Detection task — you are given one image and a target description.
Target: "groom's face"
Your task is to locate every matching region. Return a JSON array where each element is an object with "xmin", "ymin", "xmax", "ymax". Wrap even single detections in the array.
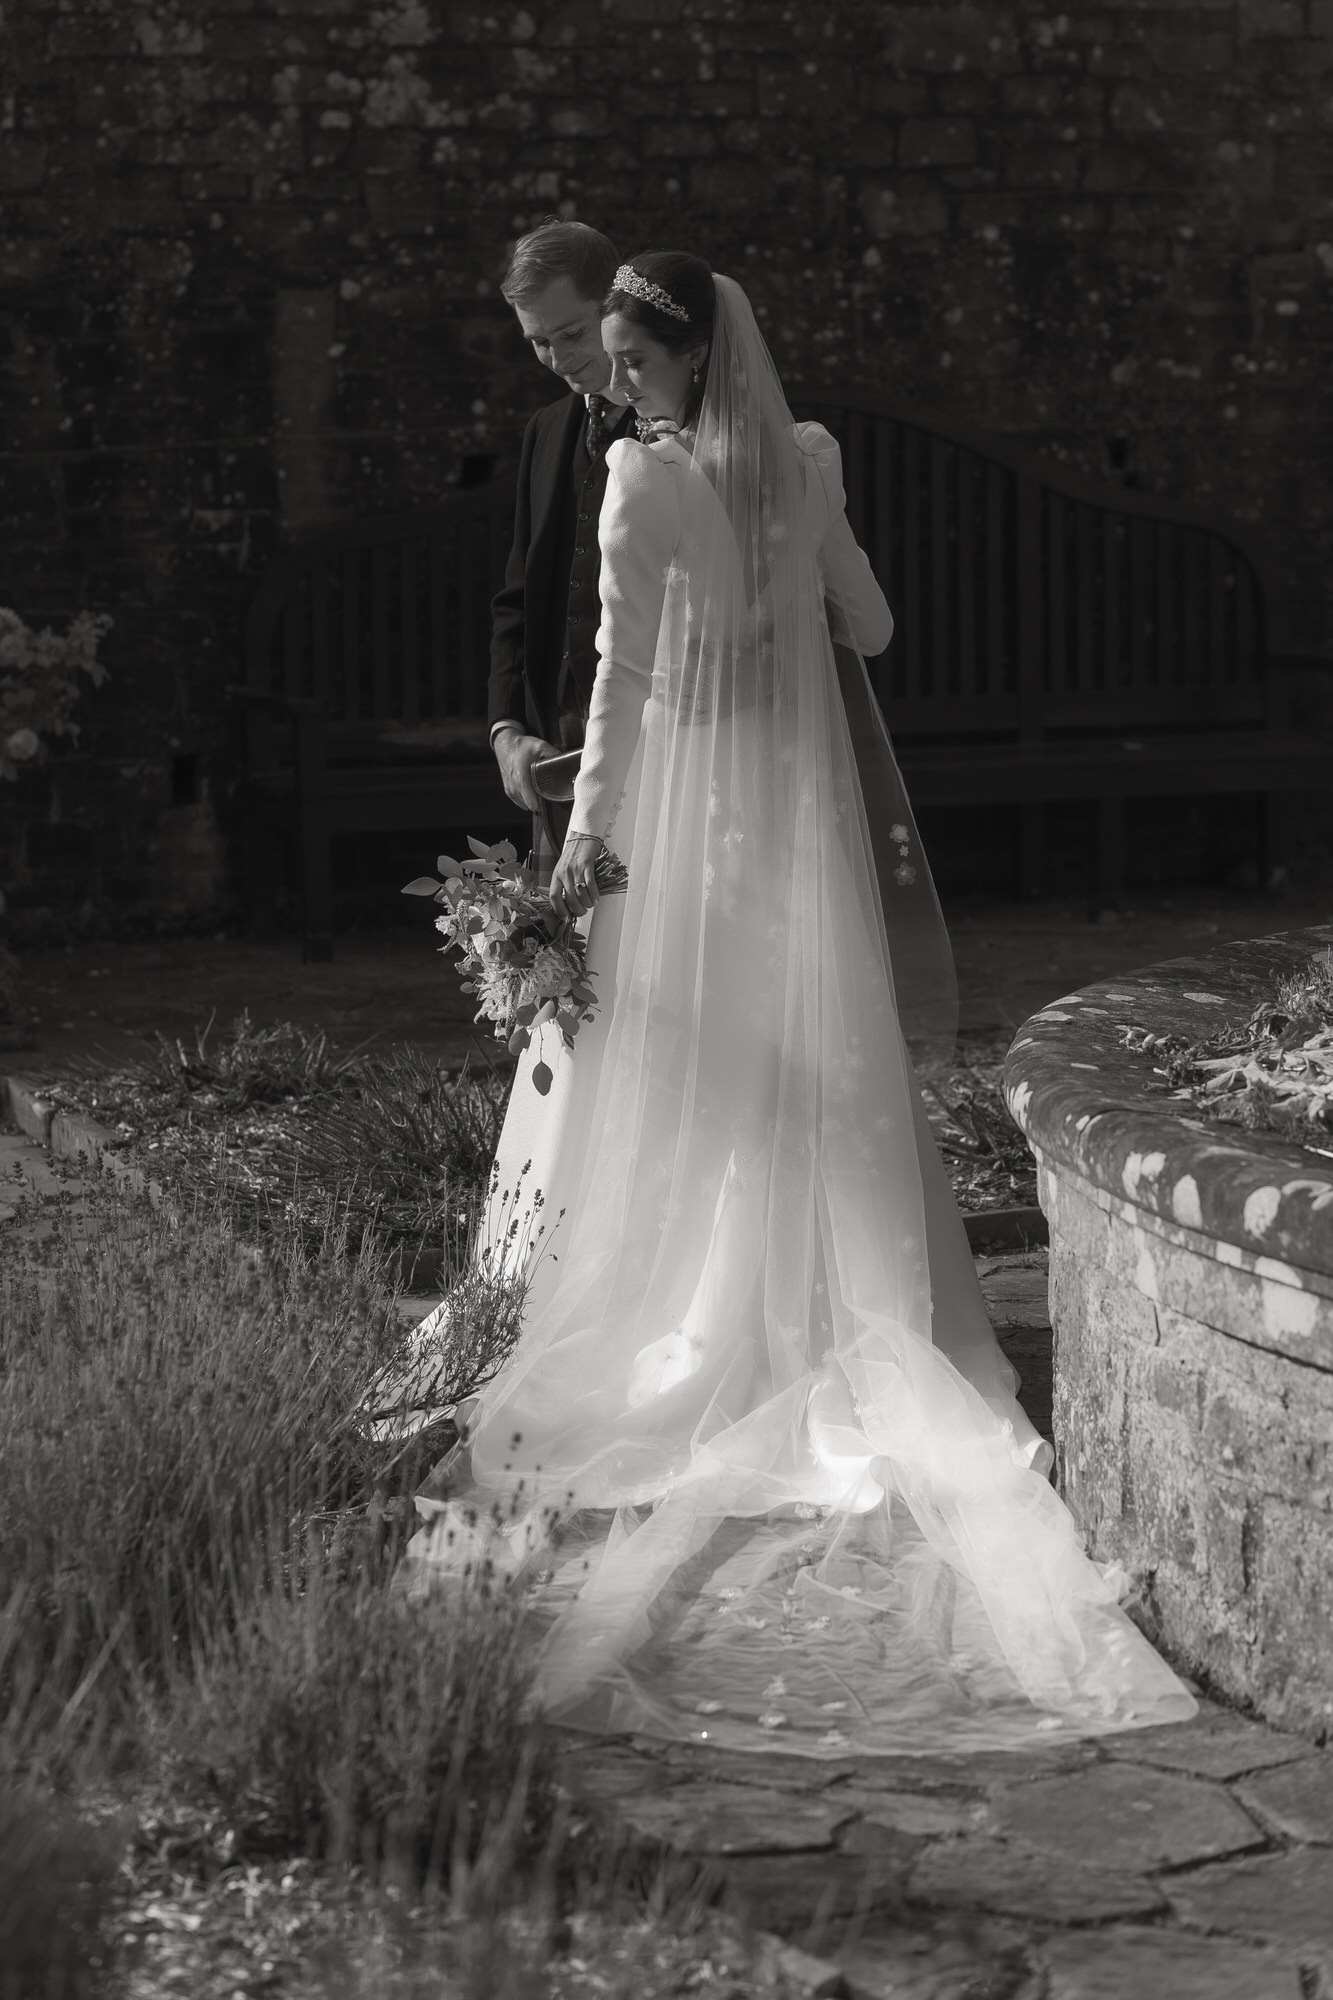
[{"xmin": 514, "ymin": 275, "xmax": 612, "ymax": 396}]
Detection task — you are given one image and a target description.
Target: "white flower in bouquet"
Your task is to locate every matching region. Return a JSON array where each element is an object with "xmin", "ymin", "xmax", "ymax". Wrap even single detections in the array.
[{"xmin": 530, "ymin": 943, "xmax": 576, "ymax": 1002}]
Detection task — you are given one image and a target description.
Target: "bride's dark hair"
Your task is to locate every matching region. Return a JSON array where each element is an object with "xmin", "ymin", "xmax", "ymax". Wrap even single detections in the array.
[
  {"xmin": 603, "ymin": 252, "xmax": 714, "ymax": 350},
  {"xmin": 603, "ymin": 253, "xmax": 715, "ymax": 421}
]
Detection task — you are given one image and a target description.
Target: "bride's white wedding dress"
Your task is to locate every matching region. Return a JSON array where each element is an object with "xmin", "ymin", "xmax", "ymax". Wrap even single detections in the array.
[{"xmin": 406, "ymin": 278, "xmax": 1195, "ymax": 1756}]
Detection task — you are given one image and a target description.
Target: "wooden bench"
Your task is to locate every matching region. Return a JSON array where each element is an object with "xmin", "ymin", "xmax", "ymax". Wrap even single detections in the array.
[
  {"xmin": 231, "ymin": 479, "xmax": 524, "ymax": 959},
  {"xmin": 791, "ymin": 387, "xmax": 1327, "ymax": 903},
  {"xmin": 233, "ymin": 392, "xmax": 1327, "ymax": 956}
]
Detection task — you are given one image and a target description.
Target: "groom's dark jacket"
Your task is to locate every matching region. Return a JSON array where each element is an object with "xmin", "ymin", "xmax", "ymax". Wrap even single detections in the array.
[{"xmin": 488, "ymin": 390, "xmax": 634, "ymax": 749}]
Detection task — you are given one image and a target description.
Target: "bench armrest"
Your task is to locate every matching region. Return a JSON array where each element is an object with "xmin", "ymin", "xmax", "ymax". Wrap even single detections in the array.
[
  {"xmin": 226, "ymin": 686, "xmax": 329, "ymax": 793},
  {"xmin": 225, "ymin": 684, "xmax": 325, "ymax": 716}
]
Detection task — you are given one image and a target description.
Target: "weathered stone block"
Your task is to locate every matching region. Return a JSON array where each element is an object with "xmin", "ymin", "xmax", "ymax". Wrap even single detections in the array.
[
  {"xmin": 1004, "ymin": 142, "xmax": 1080, "ymax": 191},
  {"xmin": 642, "ymin": 119, "xmax": 714, "ymax": 157},
  {"xmin": 46, "ymin": 14, "xmax": 137, "ymax": 54},
  {"xmin": 687, "ymin": 158, "xmax": 766, "ymax": 212},
  {"xmin": 1240, "ymin": 0, "xmax": 1304, "ymax": 33},
  {"xmin": 1166, "ymin": 1847, "xmax": 1333, "ymax": 1959},
  {"xmin": 720, "ymin": 1842, "xmax": 916, "ymax": 1931},
  {"xmin": 1105, "ymin": 1700, "xmax": 1311, "ymax": 1782},
  {"xmin": 1277, "ymin": 38, "xmax": 1333, "ymax": 72},
  {"xmin": 936, "ymin": 76, "xmax": 995, "ymax": 116},
  {"xmin": 858, "ymin": 181, "xmax": 949, "ymax": 239},
  {"xmin": 856, "ymin": 75, "xmax": 928, "ymax": 116},
  {"xmin": 1040, "ymin": 1926, "xmax": 1304, "ymax": 2000},
  {"xmin": 831, "ymin": 1786, "xmax": 988, "ymax": 1837},
  {"xmin": 992, "ymin": 1761, "xmax": 1263, "ymax": 1874},
  {"xmin": 881, "ymin": 6, "xmax": 1021, "ymax": 75},
  {"xmin": 1081, "ymin": 146, "xmax": 1150, "ymax": 192},
  {"xmin": 0, "ymin": 141, "xmax": 49, "ymax": 192},
  {"xmin": 755, "ymin": 60, "xmax": 855, "ymax": 120},
  {"xmin": 909, "ymin": 1835, "xmax": 1164, "ymax": 1924},
  {"xmin": 900, "ymin": 118, "xmax": 978, "ymax": 168},
  {"xmin": 616, "ymin": 1784, "xmax": 855, "ymax": 1856},
  {"xmin": 1237, "ymin": 1755, "xmax": 1333, "ymax": 1843}
]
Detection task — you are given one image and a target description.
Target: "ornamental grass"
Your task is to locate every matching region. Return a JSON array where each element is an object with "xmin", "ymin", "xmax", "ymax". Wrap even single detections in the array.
[
  {"xmin": 0, "ymin": 1190, "xmax": 404, "ymax": 1737},
  {"xmin": 163, "ymin": 1544, "xmax": 553, "ymax": 1894}
]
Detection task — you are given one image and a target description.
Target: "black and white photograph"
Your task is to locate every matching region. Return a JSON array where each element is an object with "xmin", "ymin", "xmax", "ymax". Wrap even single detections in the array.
[{"xmin": 2, "ymin": 2, "xmax": 1332, "ymax": 1994}]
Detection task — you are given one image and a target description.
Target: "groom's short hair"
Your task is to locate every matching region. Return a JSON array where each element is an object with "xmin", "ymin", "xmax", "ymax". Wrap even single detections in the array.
[{"xmin": 501, "ymin": 220, "xmax": 618, "ymax": 309}]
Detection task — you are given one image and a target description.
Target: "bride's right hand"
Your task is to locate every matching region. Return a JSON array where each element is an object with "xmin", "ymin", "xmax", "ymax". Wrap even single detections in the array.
[{"xmin": 551, "ymin": 833, "xmax": 604, "ymax": 922}]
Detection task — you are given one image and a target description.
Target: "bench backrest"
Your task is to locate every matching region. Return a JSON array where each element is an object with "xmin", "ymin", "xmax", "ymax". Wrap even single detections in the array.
[
  {"xmin": 242, "ymin": 479, "xmax": 515, "ymax": 754},
  {"xmin": 791, "ymin": 389, "xmax": 1272, "ymax": 739},
  {"xmin": 244, "ymin": 396, "xmax": 1276, "ymax": 754}
]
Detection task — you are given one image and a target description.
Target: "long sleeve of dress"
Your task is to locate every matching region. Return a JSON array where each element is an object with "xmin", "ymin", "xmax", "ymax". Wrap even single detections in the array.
[
  {"xmin": 795, "ymin": 422, "xmax": 894, "ymax": 657},
  {"xmin": 569, "ymin": 438, "xmax": 680, "ymax": 840}
]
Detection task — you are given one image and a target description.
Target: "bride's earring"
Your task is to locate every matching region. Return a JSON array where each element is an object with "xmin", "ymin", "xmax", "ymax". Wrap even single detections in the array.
[{"xmin": 692, "ymin": 364, "xmax": 702, "ymax": 383}]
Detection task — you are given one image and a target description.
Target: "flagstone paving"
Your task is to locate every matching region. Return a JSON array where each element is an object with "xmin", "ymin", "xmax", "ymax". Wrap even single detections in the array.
[
  {"xmin": 548, "ymin": 1249, "xmax": 1331, "ymax": 2000},
  {"xmin": 555, "ymin": 1695, "xmax": 1329, "ymax": 1997}
]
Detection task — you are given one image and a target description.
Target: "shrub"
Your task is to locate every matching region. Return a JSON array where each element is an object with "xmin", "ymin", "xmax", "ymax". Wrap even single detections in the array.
[
  {"xmin": 0, "ymin": 605, "xmax": 110, "ymax": 785},
  {"xmin": 272, "ymin": 1046, "xmax": 510, "ymax": 1281},
  {"xmin": 0, "ymin": 1188, "xmax": 407, "ymax": 1730},
  {"xmin": 170, "ymin": 1548, "xmax": 552, "ymax": 1894}
]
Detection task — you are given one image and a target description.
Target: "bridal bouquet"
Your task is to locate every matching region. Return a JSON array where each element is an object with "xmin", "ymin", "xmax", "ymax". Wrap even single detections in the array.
[{"xmin": 404, "ymin": 837, "xmax": 626, "ymax": 1094}]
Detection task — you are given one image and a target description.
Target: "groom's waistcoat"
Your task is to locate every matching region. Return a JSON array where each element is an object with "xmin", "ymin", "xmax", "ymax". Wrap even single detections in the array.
[{"xmin": 555, "ymin": 427, "xmax": 618, "ymax": 746}]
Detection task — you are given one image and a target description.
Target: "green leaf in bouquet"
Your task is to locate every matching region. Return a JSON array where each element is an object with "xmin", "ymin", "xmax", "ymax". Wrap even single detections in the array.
[
  {"xmin": 508, "ymin": 1026, "xmax": 530, "ymax": 1056},
  {"xmin": 437, "ymin": 854, "xmax": 463, "ymax": 878},
  {"xmin": 402, "ymin": 876, "xmax": 442, "ymax": 896},
  {"xmin": 533, "ymin": 999, "xmax": 558, "ymax": 1027},
  {"xmin": 532, "ymin": 1061, "xmax": 553, "ymax": 1095},
  {"xmin": 468, "ymin": 835, "xmax": 518, "ymax": 865}
]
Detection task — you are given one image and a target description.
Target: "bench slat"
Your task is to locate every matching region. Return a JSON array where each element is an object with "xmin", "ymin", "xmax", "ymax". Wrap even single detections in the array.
[{"xmin": 237, "ymin": 409, "xmax": 1308, "ymax": 950}]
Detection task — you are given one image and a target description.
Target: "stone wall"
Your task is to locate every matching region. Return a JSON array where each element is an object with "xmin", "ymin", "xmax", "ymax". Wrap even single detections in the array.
[
  {"xmin": 1047, "ymin": 1158, "xmax": 1333, "ymax": 1738},
  {"xmin": 3, "ymin": 0, "xmax": 1332, "ymax": 930},
  {"xmin": 1005, "ymin": 926, "xmax": 1333, "ymax": 1738}
]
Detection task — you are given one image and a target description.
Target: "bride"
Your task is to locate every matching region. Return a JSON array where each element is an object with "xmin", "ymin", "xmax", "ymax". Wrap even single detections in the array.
[{"xmin": 407, "ymin": 253, "xmax": 1196, "ymax": 1756}]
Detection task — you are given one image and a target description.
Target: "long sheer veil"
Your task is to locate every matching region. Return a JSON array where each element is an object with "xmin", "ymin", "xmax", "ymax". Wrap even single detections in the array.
[{"xmin": 409, "ymin": 275, "xmax": 1195, "ymax": 1754}]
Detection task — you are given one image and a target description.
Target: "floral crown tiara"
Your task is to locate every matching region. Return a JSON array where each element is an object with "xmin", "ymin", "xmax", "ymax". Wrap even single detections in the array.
[{"xmin": 611, "ymin": 263, "xmax": 692, "ymax": 324}]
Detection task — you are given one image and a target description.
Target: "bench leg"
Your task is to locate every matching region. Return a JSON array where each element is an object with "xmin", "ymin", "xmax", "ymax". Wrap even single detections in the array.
[
  {"xmin": 1094, "ymin": 796, "xmax": 1126, "ymax": 914},
  {"xmin": 1259, "ymin": 791, "xmax": 1290, "ymax": 893},
  {"xmin": 242, "ymin": 813, "xmax": 284, "ymax": 943},
  {"xmin": 1018, "ymin": 802, "xmax": 1045, "ymax": 900},
  {"xmin": 299, "ymin": 803, "xmax": 334, "ymax": 962}
]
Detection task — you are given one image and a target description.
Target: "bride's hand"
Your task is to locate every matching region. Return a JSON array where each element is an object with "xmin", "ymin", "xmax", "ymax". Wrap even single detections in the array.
[{"xmin": 550, "ymin": 832, "xmax": 604, "ymax": 922}]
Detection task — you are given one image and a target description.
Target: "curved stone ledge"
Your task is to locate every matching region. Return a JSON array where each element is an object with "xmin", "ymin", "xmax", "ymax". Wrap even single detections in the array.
[{"xmin": 1002, "ymin": 925, "xmax": 1333, "ymax": 1738}]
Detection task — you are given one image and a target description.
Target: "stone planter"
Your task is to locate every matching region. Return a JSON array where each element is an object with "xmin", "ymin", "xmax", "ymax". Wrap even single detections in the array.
[{"xmin": 1002, "ymin": 924, "xmax": 1333, "ymax": 1740}]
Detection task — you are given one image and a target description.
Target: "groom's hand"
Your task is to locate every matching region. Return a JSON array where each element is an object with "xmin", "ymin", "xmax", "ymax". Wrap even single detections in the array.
[{"xmin": 494, "ymin": 728, "xmax": 557, "ymax": 813}]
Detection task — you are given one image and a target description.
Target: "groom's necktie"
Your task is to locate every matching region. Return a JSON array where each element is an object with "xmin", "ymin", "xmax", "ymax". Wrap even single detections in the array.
[{"xmin": 585, "ymin": 394, "xmax": 612, "ymax": 459}]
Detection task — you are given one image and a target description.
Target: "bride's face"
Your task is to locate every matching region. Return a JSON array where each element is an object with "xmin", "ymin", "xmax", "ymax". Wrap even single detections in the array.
[{"xmin": 602, "ymin": 312, "xmax": 705, "ymax": 425}]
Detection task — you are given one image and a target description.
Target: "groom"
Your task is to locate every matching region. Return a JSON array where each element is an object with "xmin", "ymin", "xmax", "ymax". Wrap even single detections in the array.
[{"xmin": 488, "ymin": 220, "xmax": 636, "ymax": 857}]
